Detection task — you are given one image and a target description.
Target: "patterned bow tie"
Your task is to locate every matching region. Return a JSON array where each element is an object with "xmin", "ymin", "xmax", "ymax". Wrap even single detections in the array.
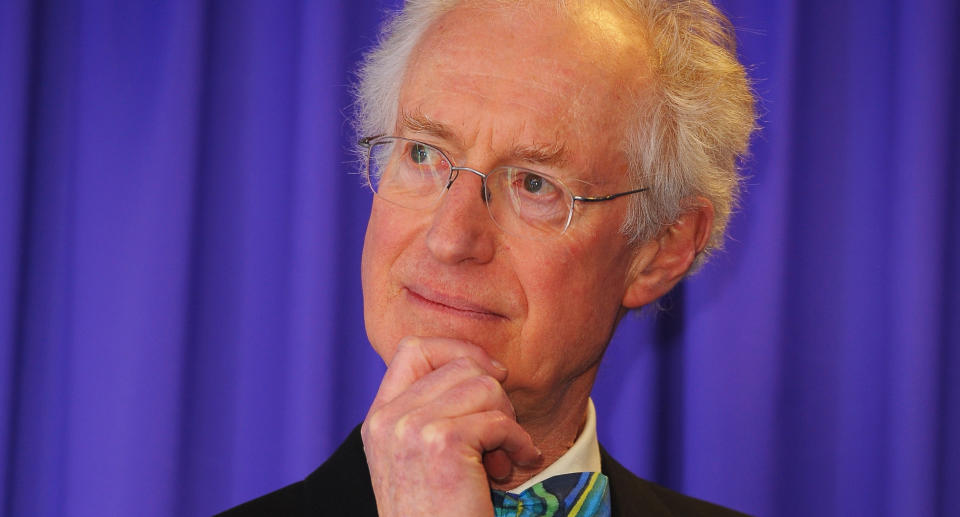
[{"xmin": 490, "ymin": 472, "xmax": 611, "ymax": 517}]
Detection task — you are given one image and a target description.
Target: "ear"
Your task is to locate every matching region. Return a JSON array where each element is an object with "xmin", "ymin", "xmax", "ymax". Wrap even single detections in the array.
[{"xmin": 621, "ymin": 198, "xmax": 715, "ymax": 309}]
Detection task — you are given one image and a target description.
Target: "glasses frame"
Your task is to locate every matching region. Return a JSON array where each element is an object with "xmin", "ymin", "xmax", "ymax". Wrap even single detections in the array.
[{"xmin": 358, "ymin": 135, "xmax": 649, "ymax": 237}]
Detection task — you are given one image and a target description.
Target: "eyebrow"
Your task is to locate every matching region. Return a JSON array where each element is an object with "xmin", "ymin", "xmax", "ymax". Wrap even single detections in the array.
[
  {"xmin": 397, "ymin": 110, "xmax": 570, "ymax": 169},
  {"xmin": 398, "ymin": 110, "xmax": 454, "ymax": 140},
  {"xmin": 512, "ymin": 140, "xmax": 568, "ymax": 168}
]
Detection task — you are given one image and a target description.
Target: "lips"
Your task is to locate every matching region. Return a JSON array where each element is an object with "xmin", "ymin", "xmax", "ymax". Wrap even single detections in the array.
[{"xmin": 404, "ymin": 285, "xmax": 506, "ymax": 320}]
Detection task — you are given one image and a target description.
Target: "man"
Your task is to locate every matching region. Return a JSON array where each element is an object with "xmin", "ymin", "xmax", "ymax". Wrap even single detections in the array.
[{"xmin": 221, "ymin": 0, "xmax": 754, "ymax": 515}]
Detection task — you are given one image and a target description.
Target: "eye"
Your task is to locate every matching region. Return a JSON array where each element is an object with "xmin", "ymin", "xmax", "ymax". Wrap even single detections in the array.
[
  {"xmin": 410, "ymin": 143, "xmax": 432, "ymax": 164},
  {"xmin": 523, "ymin": 174, "xmax": 544, "ymax": 193},
  {"xmin": 515, "ymin": 171, "xmax": 559, "ymax": 197}
]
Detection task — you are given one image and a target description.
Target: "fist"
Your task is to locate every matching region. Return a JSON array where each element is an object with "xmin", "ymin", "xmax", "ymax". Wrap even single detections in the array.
[{"xmin": 361, "ymin": 336, "xmax": 542, "ymax": 517}]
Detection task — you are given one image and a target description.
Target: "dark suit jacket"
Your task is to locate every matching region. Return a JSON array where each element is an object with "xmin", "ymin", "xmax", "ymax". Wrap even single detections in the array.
[{"xmin": 216, "ymin": 425, "xmax": 750, "ymax": 516}]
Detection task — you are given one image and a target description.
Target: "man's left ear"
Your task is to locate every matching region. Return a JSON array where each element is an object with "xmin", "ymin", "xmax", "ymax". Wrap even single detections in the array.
[{"xmin": 621, "ymin": 197, "xmax": 715, "ymax": 309}]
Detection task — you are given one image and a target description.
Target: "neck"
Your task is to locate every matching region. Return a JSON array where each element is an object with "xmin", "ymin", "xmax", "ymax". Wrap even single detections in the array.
[{"xmin": 490, "ymin": 374, "xmax": 596, "ymax": 490}]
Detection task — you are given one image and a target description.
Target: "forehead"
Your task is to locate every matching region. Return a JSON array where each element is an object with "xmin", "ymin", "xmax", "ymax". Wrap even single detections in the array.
[{"xmin": 397, "ymin": 1, "xmax": 650, "ymax": 178}]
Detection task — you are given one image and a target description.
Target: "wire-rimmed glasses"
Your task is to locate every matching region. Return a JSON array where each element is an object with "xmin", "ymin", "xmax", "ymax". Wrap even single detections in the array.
[{"xmin": 359, "ymin": 136, "xmax": 648, "ymax": 240}]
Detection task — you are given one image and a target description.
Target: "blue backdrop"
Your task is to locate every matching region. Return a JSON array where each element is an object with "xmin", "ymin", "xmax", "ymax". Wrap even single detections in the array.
[{"xmin": 1, "ymin": 1, "xmax": 957, "ymax": 516}]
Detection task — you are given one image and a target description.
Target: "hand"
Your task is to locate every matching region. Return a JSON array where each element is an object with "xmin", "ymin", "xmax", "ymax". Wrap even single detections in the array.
[{"xmin": 361, "ymin": 336, "xmax": 542, "ymax": 517}]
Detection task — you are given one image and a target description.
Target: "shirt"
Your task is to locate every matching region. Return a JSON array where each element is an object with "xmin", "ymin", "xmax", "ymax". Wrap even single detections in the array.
[{"xmin": 509, "ymin": 398, "xmax": 602, "ymax": 494}]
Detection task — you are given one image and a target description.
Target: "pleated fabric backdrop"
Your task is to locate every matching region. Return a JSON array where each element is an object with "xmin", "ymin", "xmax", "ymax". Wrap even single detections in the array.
[{"xmin": 0, "ymin": 1, "xmax": 957, "ymax": 516}]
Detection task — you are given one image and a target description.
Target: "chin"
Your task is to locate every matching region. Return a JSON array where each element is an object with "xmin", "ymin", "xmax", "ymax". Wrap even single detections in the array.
[{"xmin": 369, "ymin": 320, "xmax": 511, "ymax": 365}]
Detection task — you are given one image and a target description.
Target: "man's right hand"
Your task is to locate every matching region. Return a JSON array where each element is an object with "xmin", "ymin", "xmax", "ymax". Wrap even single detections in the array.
[{"xmin": 361, "ymin": 336, "xmax": 542, "ymax": 517}]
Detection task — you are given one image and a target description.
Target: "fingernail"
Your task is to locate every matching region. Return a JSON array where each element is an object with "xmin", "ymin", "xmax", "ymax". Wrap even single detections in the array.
[
  {"xmin": 491, "ymin": 359, "xmax": 507, "ymax": 372},
  {"xmin": 519, "ymin": 449, "xmax": 542, "ymax": 466}
]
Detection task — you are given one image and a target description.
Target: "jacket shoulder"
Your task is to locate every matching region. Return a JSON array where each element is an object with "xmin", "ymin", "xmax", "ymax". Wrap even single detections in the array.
[
  {"xmin": 214, "ymin": 425, "xmax": 378, "ymax": 516},
  {"xmin": 600, "ymin": 445, "xmax": 752, "ymax": 517},
  {"xmin": 213, "ymin": 482, "xmax": 304, "ymax": 516}
]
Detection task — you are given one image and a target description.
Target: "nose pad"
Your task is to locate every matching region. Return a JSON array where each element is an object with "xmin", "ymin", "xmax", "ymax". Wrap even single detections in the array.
[
  {"xmin": 445, "ymin": 169, "xmax": 460, "ymax": 191},
  {"xmin": 447, "ymin": 167, "xmax": 490, "ymax": 204}
]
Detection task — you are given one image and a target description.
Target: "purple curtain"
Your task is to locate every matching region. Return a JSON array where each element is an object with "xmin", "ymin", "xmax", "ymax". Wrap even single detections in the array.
[{"xmin": 1, "ymin": 1, "xmax": 957, "ymax": 516}]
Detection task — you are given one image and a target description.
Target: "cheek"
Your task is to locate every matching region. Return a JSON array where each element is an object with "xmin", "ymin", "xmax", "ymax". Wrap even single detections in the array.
[
  {"xmin": 523, "ymin": 263, "xmax": 618, "ymax": 333},
  {"xmin": 518, "ymin": 236, "xmax": 610, "ymax": 303},
  {"xmin": 360, "ymin": 209, "xmax": 389, "ymax": 299},
  {"xmin": 516, "ymin": 239, "xmax": 630, "ymax": 357},
  {"xmin": 361, "ymin": 204, "xmax": 416, "ymax": 362},
  {"xmin": 362, "ymin": 202, "xmax": 415, "ymax": 277}
]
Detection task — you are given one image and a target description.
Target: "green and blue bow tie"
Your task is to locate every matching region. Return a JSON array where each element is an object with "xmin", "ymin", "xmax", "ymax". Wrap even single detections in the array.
[{"xmin": 490, "ymin": 472, "xmax": 611, "ymax": 517}]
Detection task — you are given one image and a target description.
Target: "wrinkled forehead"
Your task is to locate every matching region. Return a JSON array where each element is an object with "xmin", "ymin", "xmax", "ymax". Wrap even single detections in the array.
[
  {"xmin": 397, "ymin": 0, "xmax": 651, "ymax": 174},
  {"xmin": 407, "ymin": 0, "xmax": 649, "ymax": 92}
]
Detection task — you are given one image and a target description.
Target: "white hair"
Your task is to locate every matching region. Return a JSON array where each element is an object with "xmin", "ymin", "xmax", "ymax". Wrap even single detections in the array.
[{"xmin": 353, "ymin": 0, "xmax": 756, "ymax": 265}]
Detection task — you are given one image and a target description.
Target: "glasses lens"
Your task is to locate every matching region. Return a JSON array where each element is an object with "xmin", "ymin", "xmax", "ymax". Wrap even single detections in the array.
[
  {"xmin": 366, "ymin": 138, "xmax": 451, "ymax": 209},
  {"xmin": 486, "ymin": 168, "xmax": 573, "ymax": 237}
]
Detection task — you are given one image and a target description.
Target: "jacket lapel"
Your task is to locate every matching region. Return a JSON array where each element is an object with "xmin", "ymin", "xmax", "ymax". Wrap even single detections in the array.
[{"xmin": 600, "ymin": 445, "xmax": 674, "ymax": 517}]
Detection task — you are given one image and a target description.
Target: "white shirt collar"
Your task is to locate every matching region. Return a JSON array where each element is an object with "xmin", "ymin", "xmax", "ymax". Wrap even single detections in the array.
[{"xmin": 509, "ymin": 398, "xmax": 602, "ymax": 494}]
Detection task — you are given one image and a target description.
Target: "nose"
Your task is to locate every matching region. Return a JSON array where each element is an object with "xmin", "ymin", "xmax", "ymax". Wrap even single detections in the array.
[{"xmin": 424, "ymin": 169, "xmax": 496, "ymax": 265}]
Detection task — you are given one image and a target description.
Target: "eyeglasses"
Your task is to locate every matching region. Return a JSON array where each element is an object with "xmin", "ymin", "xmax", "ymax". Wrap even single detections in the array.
[{"xmin": 358, "ymin": 136, "xmax": 648, "ymax": 239}]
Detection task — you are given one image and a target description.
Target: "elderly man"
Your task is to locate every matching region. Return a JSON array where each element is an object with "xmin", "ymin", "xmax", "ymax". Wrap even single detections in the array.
[{"xmin": 221, "ymin": 0, "xmax": 754, "ymax": 515}]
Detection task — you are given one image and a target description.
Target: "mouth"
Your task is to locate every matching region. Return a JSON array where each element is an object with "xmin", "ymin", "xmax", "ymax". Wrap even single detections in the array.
[{"xmin": 404, "ymin": 285, "xmax": 506, "ymax": 321}]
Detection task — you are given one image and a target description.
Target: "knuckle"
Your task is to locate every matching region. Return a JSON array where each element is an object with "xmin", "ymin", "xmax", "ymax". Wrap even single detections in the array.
[
  {"xmin": 396, "ymin": 336, "xmax": 421, "ymax": 353},
  {"xmin": 457, "ymin": 375, "xmax": 505, "ymax": 407},
  {"xmin": 449, "ymin": 356, "xmax": 481, "ymax": 375},
  {"xmin": 392, "ymin": 411, "xmax": 435, "ymax": 444},
  {"xmin": 420, "ymin": 420, "xmax": 459, "ymax": 454},
  {"xmin": 484, "ymin": 409, "xmax": 511, "ymax": 426},
  {"xmin": 472, "ymin": 374, "xmax": 501, "ymax": 392},
  {"xmin": 418, "ymin": 421, "xmax": 443, "ymax": 445},
  {"xmin": 393, "ymin": 413, "xmax": 419, "ymax": 442},
  {"xmin": 363, "ymin": 411, "xmax": 388, "ymax": 437}
]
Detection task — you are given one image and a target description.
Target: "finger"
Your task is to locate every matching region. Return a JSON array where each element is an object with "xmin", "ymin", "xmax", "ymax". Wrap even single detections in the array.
[
  {"xmin": 456, "ymin": 411, "xmax": 542, "ymax": 467},
  {"xmin": 382, "ymin": 358, "xmax": 517, "ymax": 422},
  {"xmin": 483, "ymin": 450, "xmax": 513, "ymax": 481},
  {"xmin": 393, "ymin": 369, "xmax": 516, "ymax": 433},
  {"xmin": 371, "ymin": 336, "xmax": 507, "ymax": 410}
]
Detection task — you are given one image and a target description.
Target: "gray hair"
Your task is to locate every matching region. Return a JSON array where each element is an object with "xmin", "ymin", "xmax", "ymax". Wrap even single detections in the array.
[{"xmin": 354, "ymin": 0, "xmax": 756, "ymax": 265}]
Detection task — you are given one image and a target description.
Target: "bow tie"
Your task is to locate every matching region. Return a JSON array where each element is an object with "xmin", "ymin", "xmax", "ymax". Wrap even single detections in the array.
[{"xmin": 490, "ymin": 472, "xmax": 611, "ymax": 517}]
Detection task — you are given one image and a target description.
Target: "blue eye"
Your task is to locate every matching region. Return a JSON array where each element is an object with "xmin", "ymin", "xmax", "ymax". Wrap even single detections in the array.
[
  {"xmin": 410, "ymin": 144, "xmax": 431, "ymax": 164},
  {"xmin": 524, "ymin": 174, "xmax": 544, "ymax": 193}
]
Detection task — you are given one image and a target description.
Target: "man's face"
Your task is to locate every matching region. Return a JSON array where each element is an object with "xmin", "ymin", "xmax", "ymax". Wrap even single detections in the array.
[{"xmin": 361, "ymin": 2, "xmax": 650, "ymax": 420}]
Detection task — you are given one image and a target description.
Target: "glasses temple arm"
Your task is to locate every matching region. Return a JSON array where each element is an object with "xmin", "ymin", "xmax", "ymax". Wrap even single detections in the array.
[
  {"xmin": 573, "ymin": 187, "xmax": 649, "ymax": 203},
  {"xmin": 358, "ymin": 135, "xmax": 386, "ymax": 148}
]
